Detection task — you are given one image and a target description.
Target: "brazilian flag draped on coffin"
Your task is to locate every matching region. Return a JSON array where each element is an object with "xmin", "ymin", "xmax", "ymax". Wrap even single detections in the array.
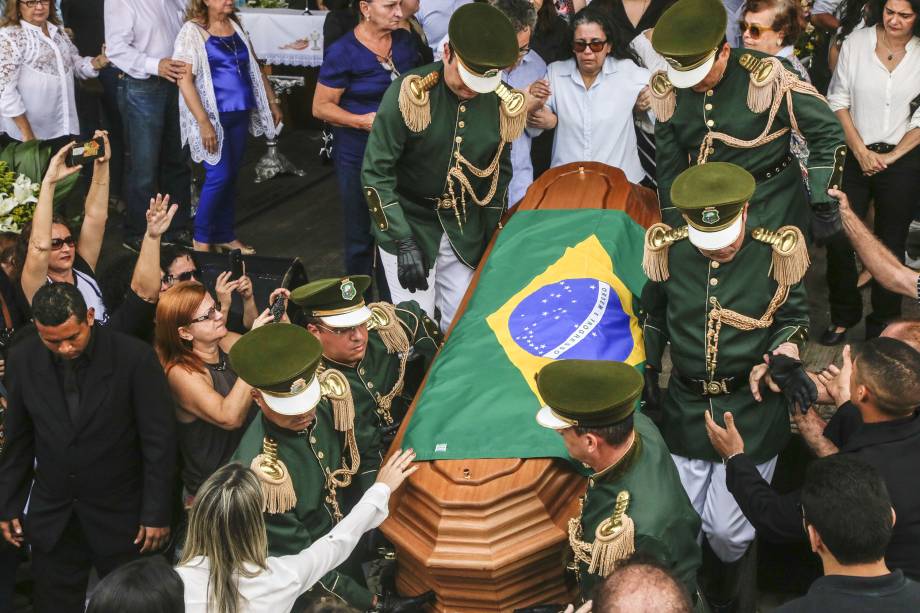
[{"xmin": 403, "ymin": 208, "xmax": 650, "ymax": 461}]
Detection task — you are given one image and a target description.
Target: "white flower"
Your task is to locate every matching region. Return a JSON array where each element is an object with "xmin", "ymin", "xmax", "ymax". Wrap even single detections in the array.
[
  {"xmin": 11, "ymin": 174, "xmax": 37, "ymax": 205},
  {"xmin": 0, "ymin": 194, "xmax": 16, "ymax": 217},
  {"xmin": 0, "ymin": 217, "xmax": 20, "ymax": 234}
]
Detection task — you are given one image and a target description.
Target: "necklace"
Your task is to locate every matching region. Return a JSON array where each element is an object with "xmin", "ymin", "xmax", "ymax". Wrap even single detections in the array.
[
  {"xmin": 879, "ymin": 28, "xmax": 906, "ymax": 61},
  {"xmin": 208, "ymin": 21, "xmax": 243, "ymax": 75}
]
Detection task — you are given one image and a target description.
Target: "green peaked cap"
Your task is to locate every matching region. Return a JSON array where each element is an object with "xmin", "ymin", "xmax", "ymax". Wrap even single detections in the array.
[
  {"xmin": 671, "ymin": 162, "xmax": 755, "ymax": 231},
  {"xmin": 448, "ymin": 2, "xmax": 519, "ymax": 76},
  {"xmin": 536, "ymin": 360, "xmax": 643, "ymax": 427},
  {"xmin": 229, "ymin": 323, "xmax": 322, "ymax": 394},
  {"xmin": 290, "ymin": 276, "xmax": 371, "ymax": 317},
  {"xmin": 652, "ymin": 0, "xmax": 727, "ymax": 67}
]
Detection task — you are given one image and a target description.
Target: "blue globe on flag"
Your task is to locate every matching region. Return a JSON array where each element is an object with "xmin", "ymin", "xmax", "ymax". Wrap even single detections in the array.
[{"xmin": 508, "ymin": 278, "xmax": 634, "ymax": 361}]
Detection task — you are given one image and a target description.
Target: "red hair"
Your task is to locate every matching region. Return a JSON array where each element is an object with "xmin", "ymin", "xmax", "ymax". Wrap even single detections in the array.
[{"xmin": 155, "ymin": 281, "xmax": 208, "ymax": 375}]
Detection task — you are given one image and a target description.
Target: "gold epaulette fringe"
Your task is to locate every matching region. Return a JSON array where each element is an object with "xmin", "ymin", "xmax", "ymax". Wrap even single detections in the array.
[
  {"xmin": 367, "ymin": 302, "xmax": 411, "ymax": 354},
  {"xmin": 739, "ymin": 54, "xmax": 783, "ymax": 114},
  {"xmin": 494, "ymin": 82, "xmax": 527, "ymax": 142},
  {"xmin": 398, "ymin": 72, "xmax": 439, "ymax": 132},
  {"xmin": 649, "ymin": 71, "xmax": 675, "ymax": 122},
  {"xmin": 752, "ymin": 226, "xmax": 811, "ymax": 286},
  {"xmin": 642, "ymin": 223, "xmax": 688, "ymax": 282},
  {"xmin": 251, "ymin": 436, "xmax": 296, "ymax": 514},
  {"xmin": 588, "ymin": 491, "xmax": 636, "ymax": 577},
  {"xmin": 319, "ymin": 368, "xmax": 355, "ymax": 432}
]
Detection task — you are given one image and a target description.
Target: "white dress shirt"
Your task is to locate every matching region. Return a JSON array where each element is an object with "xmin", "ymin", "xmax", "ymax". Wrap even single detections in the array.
[
  {"xmin": 104, "ymin": 0, "xmax": 186, "ymax": 79},
  {"xmin": 828, "ymin": 26, "xmax": 920, "ymax": 146},
  {"xmin": 416, "ymin": 0, "xmax": 471, "ymax": 55},
  {"xmin": 543, "ymin": 57, "xmax": 650, "ymax": 182},
  {"xmin": 0, "ymin": 21, "xmax": 97, "ymax": 140},
  {"xmin": 177, "ymin": 483, "xmax": 391, "ymax": 613}
]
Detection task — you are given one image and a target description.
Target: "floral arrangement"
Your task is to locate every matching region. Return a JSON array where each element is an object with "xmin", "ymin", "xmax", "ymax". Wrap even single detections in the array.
[
  {"xmin": 0, "ymin": 160, "xmax": 39, "ymax": 235},
  {"xmin": 247, "ymin": 0, "xmax": 289, "ymax": 8}
]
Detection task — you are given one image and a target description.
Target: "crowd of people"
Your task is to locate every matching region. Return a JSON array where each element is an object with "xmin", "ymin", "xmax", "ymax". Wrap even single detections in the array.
[{"xmin": 0, "ymin": 0, "xmax": 918, "ymax": 612}]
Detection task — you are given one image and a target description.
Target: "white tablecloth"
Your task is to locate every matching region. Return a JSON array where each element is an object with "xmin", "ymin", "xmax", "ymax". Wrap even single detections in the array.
[{"xmin": 240, "ymin": 8, "xmax": 326, "ymax": 67}]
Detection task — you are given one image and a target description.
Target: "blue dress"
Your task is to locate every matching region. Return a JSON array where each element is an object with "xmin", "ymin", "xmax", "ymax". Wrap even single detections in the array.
[{"xmin": 195, "ymin": 31, "xmax": 256, "ymax": 244}]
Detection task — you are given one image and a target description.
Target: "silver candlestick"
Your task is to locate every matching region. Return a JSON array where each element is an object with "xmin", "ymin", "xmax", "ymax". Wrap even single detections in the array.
[{"xmin": 254, "ymin": 75, "xmax": 307, "ymax": 183}]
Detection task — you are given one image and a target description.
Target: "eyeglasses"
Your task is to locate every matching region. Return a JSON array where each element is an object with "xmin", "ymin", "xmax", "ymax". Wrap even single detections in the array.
[
  {"xmin": 188, "ymin": 302, "xmax": 221, "ymax": 324},
  {"xmin": 163, "ymin": 269, "xmax": 201, "ymax": 286},
  {"xmin": 18, "ymin": 0, "xmax": 51, "ymax": 7},
  {"xmin": 738, "ymin": 21, "xmax": 775, "ymax": 39},
  {"xmin": 316, "ymin": 323, "xmax": 365, "ymax": 336},
  {"xmin": 50, "ymin": 236, "xmax": 76, "ymax": 250},
  {"xmin": 572, "ymin": 39, "xmax": 607, "ymax": 53}
]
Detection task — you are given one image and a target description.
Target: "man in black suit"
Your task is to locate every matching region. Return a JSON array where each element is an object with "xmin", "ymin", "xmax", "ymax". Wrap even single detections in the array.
[
  {"xmin": 0, "ymin": 283, "xmax": 176, "ymax": 612},
  {"xmin": 705, "ymin": 336, "xmax": 920, "ymax": 581}
]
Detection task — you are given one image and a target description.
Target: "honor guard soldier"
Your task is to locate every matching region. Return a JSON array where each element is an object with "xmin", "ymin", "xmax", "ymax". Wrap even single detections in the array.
[
  {"xmin": 535, "ymin": 360, "xmax": 702, "ymax": 607},
  {"xmin": 641, "ymin": 163, "xmax": 812, "ymax": 612},
  {"xmin": 362, "ymin": 3, "xmax": 526, "ymax": 333},
  {"xmin": 229, "ymin": 324, "xmax": 431, "ymax": 612},
  {"xmin": 650, "ymin": 0, "xmax": 846, "ymax": 240},
  {"xmin": 291, "ymin": 275, "xmax": 442, "ymax": 496}
]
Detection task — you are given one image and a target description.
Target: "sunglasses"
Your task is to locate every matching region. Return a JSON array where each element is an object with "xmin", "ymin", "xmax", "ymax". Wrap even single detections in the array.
[
  {"xmin": 163, "ymin": 269, "xmax": 201, "ymax": 286},
  {"xmin": 51, "ymin": 236, "xmax": 76, "ymax": 250},
  {"xmin": 738, "ymin": 21, "xmax": 775, "ymax": 39},
  {"xmin": 188, "ymin": 301, "xmax": 221, "ymax": 324},
  {"xmin": 18, "ymin": 0, "xmax": 51, "ymax": 6},
  {"xmin": 316, "ymin": 323, "xmax": 365, "ymax": 336},
  {"xmin": 573, "ymin": 39, "xmax": 607, "ymax": 53}
]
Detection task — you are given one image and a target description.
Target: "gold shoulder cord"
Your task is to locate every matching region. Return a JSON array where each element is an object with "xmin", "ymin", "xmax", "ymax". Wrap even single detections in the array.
[
  {"xmin": 698, "ymin": 55, "xmax": 827, "ymax": 165},
  {"xmin": 568, "ymin": 491, "xmax": 636, "ymax": 578},
  {"xmin": 319, "ymin": 368, "xmax": 361, "ymax": 522},
  {"xmin": 251, "ymin": 436, "xmax": 297, "ymax": 514},
  {"xmin": 367, "ymin": 302, "xmax": 412, "ymax": 426}
]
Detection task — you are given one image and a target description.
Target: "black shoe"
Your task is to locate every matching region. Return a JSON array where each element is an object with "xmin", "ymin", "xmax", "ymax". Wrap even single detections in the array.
[
  {"xmin": 163, "ymin": 229, "xmax": 193, "ymax": 249},
  {"xmin": 121, "ymin": 236, "xmax": 143, "ymax": 253},
  {"xmin": 819, "ymin": 326, "xmax": 847, "ymax": 346},
  {"xmin": 375, "ymin": 589, "xmax": 435, "ymax": 613}
]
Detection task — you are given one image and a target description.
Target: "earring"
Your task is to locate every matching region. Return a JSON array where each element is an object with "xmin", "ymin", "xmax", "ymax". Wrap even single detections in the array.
[{"xmin": 776, "ymin": 40, "xmax": 782, "ymax": 47}]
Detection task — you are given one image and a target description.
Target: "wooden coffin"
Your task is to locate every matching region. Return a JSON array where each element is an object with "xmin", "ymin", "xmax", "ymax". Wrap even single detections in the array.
[{"xmin": 382, "ymin": 163, "xmax": 660, "ymax": 612}]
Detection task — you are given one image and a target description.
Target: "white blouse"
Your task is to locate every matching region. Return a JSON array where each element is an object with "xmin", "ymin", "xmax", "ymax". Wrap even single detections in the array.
[
  {"xmin": 177, "ymin": 482, "xmax": 391, "ymax": 613},
  {"xmin": 0, "ymin": 21, "xmax": 98, "ymax": 141},
  {"xmin": 828, "ymin": 26, "xmax": 920, "ymax": 146},
  {"xmin": 173, "ymin": 20, "xmax": 277, "ymax": 165}
]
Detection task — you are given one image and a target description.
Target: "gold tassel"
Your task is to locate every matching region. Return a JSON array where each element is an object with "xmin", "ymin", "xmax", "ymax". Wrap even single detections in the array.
[
  {"xmin": 367, "ymin": 302, "xmax": 410, "ymax": 354},
  {"xmin": 495, "ymin": 82, "xmax": 527, "ymax": 142},
  {"xmin": 744, "ymin": 56, "xmax": 781, "ymax": 114},
  {"xmin": 398, "ymin": 72, "xmax": 439, "ymax": 133},
  {"xmin": 319, "ymin": 369, "xmax": 355, "ymax": 432},
  {"xmin": 642, "ymin": 223, "xmax": 687, "ymax": 282},
  {"xmin": 587, "ymin": 491, "xmax": 636, "ymax": 577},
  {"xmin": 251, "ymin": 437, "xmax": 296, "ymax": 514},
  {"xmin": 752, "ymin": 226, "xmax": 811, "ymax": 286},
  {"xmin": 649, "ymin": 71, "xmax": 675, "ymax": 123}
]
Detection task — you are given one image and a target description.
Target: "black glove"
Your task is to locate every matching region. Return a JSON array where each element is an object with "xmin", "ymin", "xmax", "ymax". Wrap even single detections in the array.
[
  {"xmin": 641, "ymin": 366, "xmax": 663, "ymax": 426},
  {"xmin": 767, "ymin": 354, "xmax": 817, "ymax": 415},
  {"xmin": 375, "ymin": 589, "xmax": 436, "ymax": 613},
  {"xmin": 395, "ymin": 237, "xmax": 429, "ymax": 293},
  {"xmin": 810, "ymin": 200, "xmax": 843, "ymax": 243},
  {"xmin": 513, "ymin": 605, "xmax": 565, "ymax": 613}
]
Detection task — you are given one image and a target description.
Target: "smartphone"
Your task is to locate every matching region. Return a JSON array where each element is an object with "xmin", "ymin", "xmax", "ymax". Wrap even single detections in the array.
[
  {"xmin": 228, "ymin": 249, "xmax": 244, "ymax": 281},
  {"xmin": 67, "ymin": 137, "xmax": 105, "ymax": 166}
]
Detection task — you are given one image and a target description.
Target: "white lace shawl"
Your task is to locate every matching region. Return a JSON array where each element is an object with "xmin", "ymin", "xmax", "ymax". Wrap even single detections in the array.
[{"xmin": 173, "ymin": 21, "xmax": 277, "ymax": 165}]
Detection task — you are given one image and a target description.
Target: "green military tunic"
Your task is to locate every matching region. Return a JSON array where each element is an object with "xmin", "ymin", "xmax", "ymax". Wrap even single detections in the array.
[
  {"xmin": 655, "ymin": 48, "xmax": 845, "ymax": 232},
  {"xmin": 573, "ymin": 413, "xmax": 702, "ymax": 600},
  {"xmin": 362, "ymin": 61, "xmax": 512, "ymax": 271},
  {"xmin": 323, "ymin": 301, "xmax": 442, "ymax": 493},
  {"xmin": 642, "ymin": 229, "xmax": 809, "ymax": 463},
  {"xmin": 231, "ymin": 402, "xmax": 374, "ymax": 609}
]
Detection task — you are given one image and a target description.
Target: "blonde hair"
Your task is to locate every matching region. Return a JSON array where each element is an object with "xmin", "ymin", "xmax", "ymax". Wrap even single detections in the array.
[
  {"xmin": 185, "ymin": 0, "xmax": 241, "ymax": 27},
  {"xmin": 180, "ymin": 463, "xmax": 269, "ymax": 613}
]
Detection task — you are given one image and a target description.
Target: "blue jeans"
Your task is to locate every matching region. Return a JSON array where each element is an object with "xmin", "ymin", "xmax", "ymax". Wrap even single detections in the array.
[
  {"xmin": 335, "ymin": 156, "xmax": 389, "ymax": 301},
  {"xmin": 195, "ymin": 110, "xmax": 249, "ymax": 243},
  {"xmin": 117, "ymin": 74, "xmax": 191, "ymax": 241}
]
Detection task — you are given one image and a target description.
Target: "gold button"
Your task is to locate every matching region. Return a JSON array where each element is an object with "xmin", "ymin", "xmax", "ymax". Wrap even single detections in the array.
[
  {"xmin": 317, "ymin": 451, "xmax": 325, "ymax": 459},
  {"xmin": 832, "ymin": 184, "xmax": 839, "ymax": 189},
  {"xmin": 708, "ymin": 147, "xmax": 715, "ymax": 155},
  {"xmin": 711, "ymin": 261, "xmax": 720, "ymax": 269},
  {"xmin": 359, "ymin": 368, "xmax": 365, "ymax": 375},
  {"xmin": 705, "ymin": 103, "xmax": 713, "ymax": 111},
  {"xmin": 378, "ymin": 223, "xmax": 385, "ymax": 229},
  {"xmin": 706, "ymin": 90, "xmax": 714, "ymax": 96},
  {"xmin": 458, "ymin": 120, "xmax": 465, "ymax": 128},
  {"xmin": 459, "ymin": 105, "xmax": 466, "ymax": 112},
  {"xmin": 455, "ymin": 136, "xmax": 462, "ymax": 143},
  {"xmin": 710, "ymin": 278, "xmax": 718, "ymax": 286},
  {"xmin": 706, "ymin": 119, "xmax": 714, "ymax": 127},
  {"xmin": 367, "ymin": 381, "xmax": 374, "ymax": 389},
  {"xmin": 310, "ymin": 436, "xmax": 317, "ymax": 444},
  {"xmin": 376, "ymin": 409, "xmax": 383, "ymax": 414}
]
